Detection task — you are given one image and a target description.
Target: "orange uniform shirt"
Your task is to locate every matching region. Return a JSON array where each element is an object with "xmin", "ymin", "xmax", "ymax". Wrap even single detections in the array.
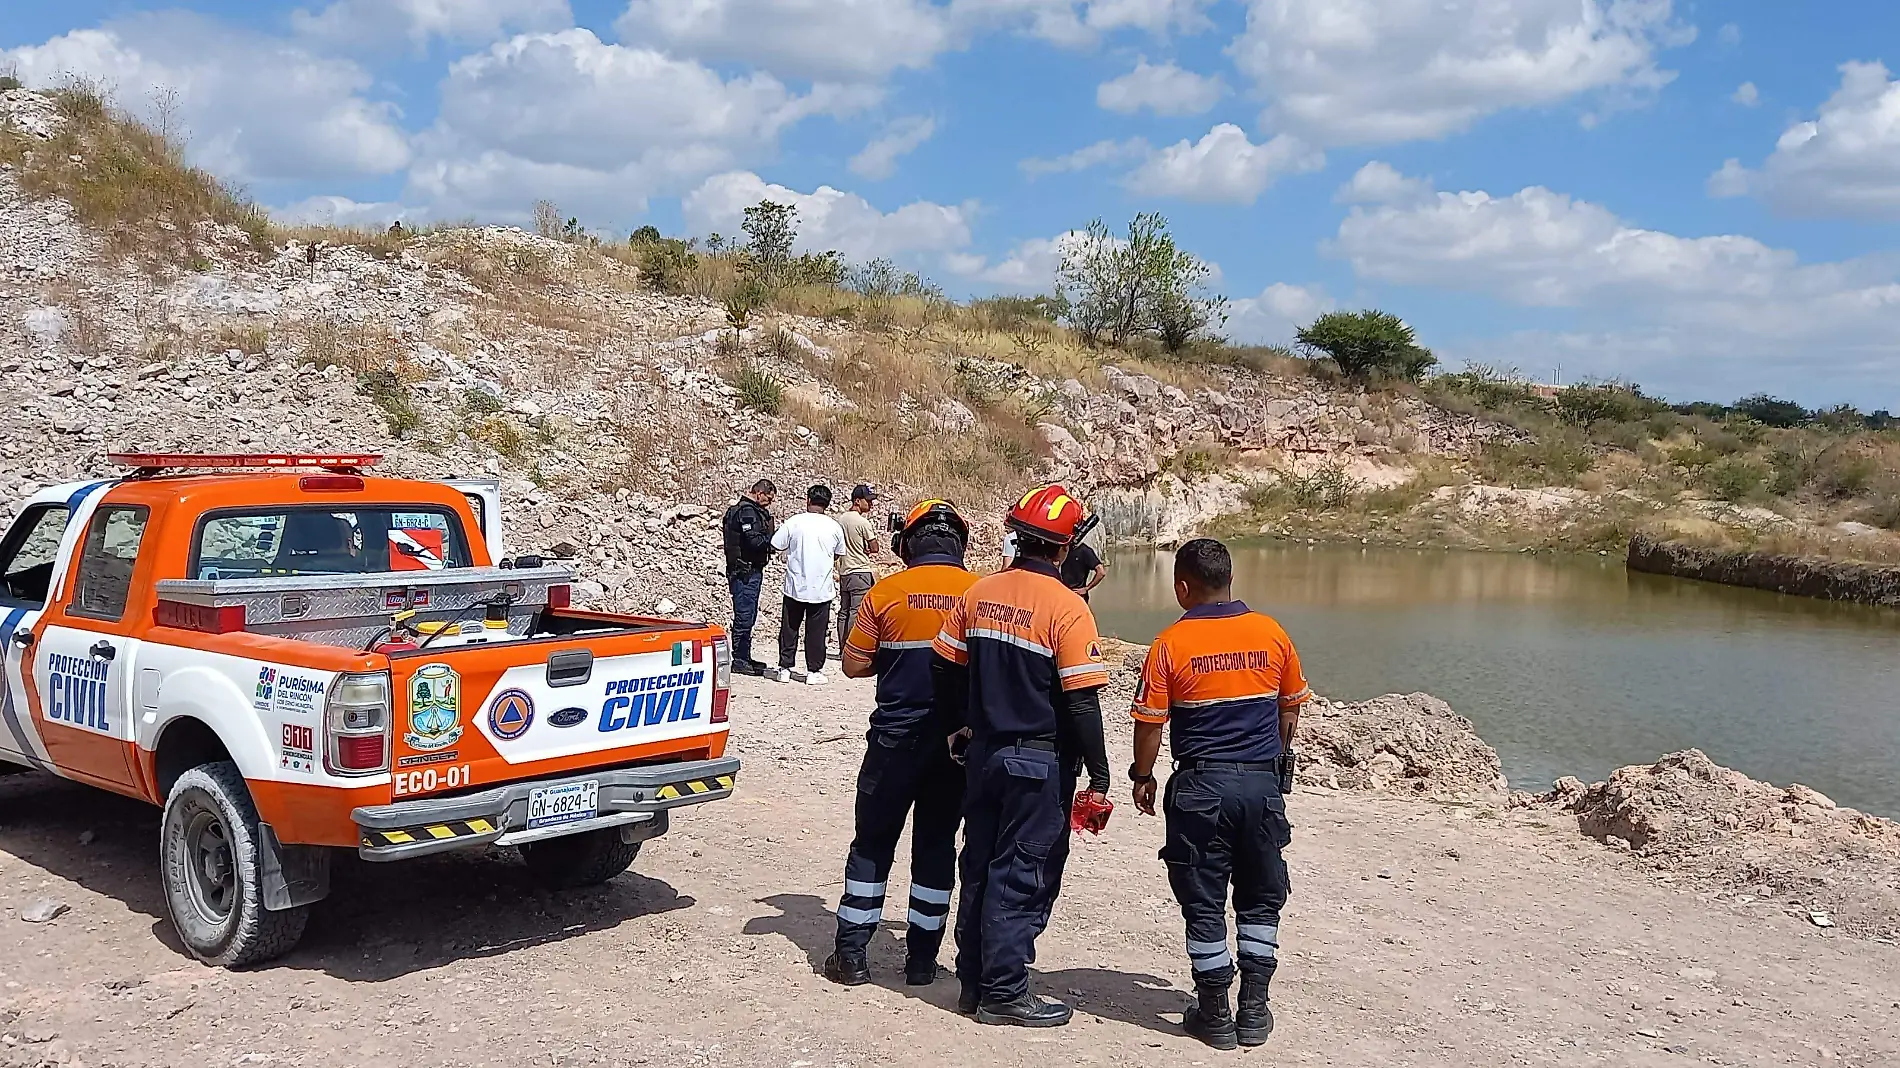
[
  {"xmin": 1133, "ymin": 601, "xmax": 1311, "ymax": 763},
  {"xmin": 842, "ymin": 557, "xmax": 978, "ymax": 731},
  {"xmin": 933, "ymin": 558, "xmax": 1110, "ymax": 740}
]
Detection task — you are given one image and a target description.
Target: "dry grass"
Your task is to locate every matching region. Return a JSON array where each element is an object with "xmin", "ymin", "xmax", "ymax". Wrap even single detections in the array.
[{"xmin": 3, "ymin": 82, "xmax": 269, "ymax": 267}]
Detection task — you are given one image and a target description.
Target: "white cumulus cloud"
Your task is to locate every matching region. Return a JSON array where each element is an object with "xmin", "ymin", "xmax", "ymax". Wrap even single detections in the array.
[
  {"xmin": 1335, "ymin": 161, "xmax": 1432, "ymax": 205},
  {"xmin": 947, "ymin": 0, "xmax": 1214, "ymax": 48},
  {"xmin": 1096, "ymin": 58, "xmax": 1222, "ymax": 115},
  {"xmin": 1125, "ymin": 124, "xmax": 1323, "ymax": 203},
  {"xmin": 1225, "ymin": 282, "xmax": 1335, "ymax": 344},
  {"xmin": 617, "ymin": 0, "xmax": 951, "ymax": 82},
  {"xmin": 1229, "ymin": 0, "xmax": 1694, "ymax": 146},
  {"xmin": 1019, "ymin": 137, "xmax": 1151, "ymax": 176},
  {"xmin": 683, "ymin": 171, "xmax": 974, "ymax": 263},
  {"xmin": 1, "ymin": 12, "xmax": 410, "ymax": 182},
  {"xmin": 1707, "ymin": 61, "xmax": 1900, "ymax": 220},
  {"xmin": 944, "ymin": 230, "xmax": 1098, "ymax": 290},
  {"xmin": 408, "ymin": 29, "xmax": 873, "ymax": 219},
  {"xmin": 1732, "ymin": 81, "xmax": 1759, "ymax": 107},
  {"xmin": 271, "ymin": 195, "xmax": 423, "ymax": 229},
  {"xmin": 849, "ymin": 116, "xmax": 938, "ymax": 180},
  {"xmin": 292, "ymin": 0, "xmax": 572, "ymax": 51},
  {"xmin": 1326, "ymin": 166, "xmax": 1900, "ymax": 396}
]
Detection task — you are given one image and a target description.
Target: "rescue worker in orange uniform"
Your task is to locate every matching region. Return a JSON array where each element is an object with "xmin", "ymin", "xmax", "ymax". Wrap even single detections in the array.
[
  {"xmin": 1129, "ymin": 537, "xmax": 1311, "ymax": 1049},
  {"xmin": 933, "ymin": 485, "xmax": 1112, "ymax": 1027},
  {"xmin": 825, "ymin": 501, "xmax": 979, "ymax": 987}
]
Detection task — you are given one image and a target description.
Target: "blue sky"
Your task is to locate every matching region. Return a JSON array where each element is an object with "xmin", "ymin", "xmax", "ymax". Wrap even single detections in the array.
[{"xmin": 5, "ymin": 0, "xmax": 1899, "ymax": 407}]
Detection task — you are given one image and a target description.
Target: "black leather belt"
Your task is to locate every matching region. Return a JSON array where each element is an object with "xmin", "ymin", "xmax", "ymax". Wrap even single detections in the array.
[
  {"xmin": 1175, "ymin": 759, "xmax": 1276, "ymax": 772},
  {"xmin": 1004, "ymin": 738, "xmax": 1058, "ymax": 753}
]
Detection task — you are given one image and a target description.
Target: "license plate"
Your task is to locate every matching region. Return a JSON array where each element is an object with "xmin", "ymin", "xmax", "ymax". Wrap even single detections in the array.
[{"xmin": 527, "ymin": 780, "xmax": 598, "ymax": 829}]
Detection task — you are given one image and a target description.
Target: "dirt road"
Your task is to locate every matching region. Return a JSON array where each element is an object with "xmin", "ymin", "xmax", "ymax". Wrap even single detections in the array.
[{"xmin": 3, "ymin": 673, "xmax": 1896, "ymax": 1067}]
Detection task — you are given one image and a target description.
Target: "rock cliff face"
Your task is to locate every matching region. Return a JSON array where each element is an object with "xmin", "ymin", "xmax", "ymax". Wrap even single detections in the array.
[{"xmin": 1627, "ymin": 533, "xmax": 1900, "ymax": 607}]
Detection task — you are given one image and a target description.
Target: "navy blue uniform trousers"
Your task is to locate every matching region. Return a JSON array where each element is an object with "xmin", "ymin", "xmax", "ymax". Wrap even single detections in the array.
[
  {"xmin": 1161, "ymin": 764, "xmax": 1292, "ymax": 986},
  {"xmin": 835, "ymin": 726, "xmax": 965, "ymax": 959},
  {"xmin": 954, "ymin": 741, "xmax": 1076, "ymax": 1002}
]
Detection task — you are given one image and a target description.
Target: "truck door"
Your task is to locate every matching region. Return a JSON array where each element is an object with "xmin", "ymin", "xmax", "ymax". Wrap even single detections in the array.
[
  {"xmin": 0, "ymin": 501, "xmax": 72, "ymax": 769},
  {"xmin": 31, "ymin": 501, "xmax": 150, "ymax": 794},
  {"xmin": 438, "ymin": 478, "xmax": 503, "ymax": 562}
]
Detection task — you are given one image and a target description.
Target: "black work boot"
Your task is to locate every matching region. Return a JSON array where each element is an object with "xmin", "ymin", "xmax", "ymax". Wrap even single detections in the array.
[
  {"xmin": 1184, "ymin": 983, "xmax": 1239, "ymax": 1050},
  {"xmin": 823, "ymin": 951, "xmax": 870, "ymax": 986},
  {"xmin": 905, "ymin": 955, "xmax": 939, "ymax": 986},
  {"xmin": 975, "ymin": 994, "xmax": 1073, "ymax": 1027},
  {"xmin": 956, "ymin": 982, "xmax": 981, "ymax": 1014},
  {"xmin": 1236, "ymin": 971, "xmax": 1274, "ymax": 1046}
]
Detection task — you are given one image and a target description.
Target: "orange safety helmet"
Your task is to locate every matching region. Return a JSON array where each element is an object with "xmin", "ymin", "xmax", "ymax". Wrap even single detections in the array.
[
  {"xmin": 1006, "ymin": 484, "xmax": 1087, "ymax": 545},
  {"xmin": 893, "ymin": 498, "xmax": 969, "ymax": 556}
]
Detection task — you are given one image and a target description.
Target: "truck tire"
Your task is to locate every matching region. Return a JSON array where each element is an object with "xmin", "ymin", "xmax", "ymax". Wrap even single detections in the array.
[
  {"xmin": 160, "ymin": 762, "xmax": 309, "ymax": 968},
  {"xmin": 520, "ymin": 829, "xmax": 641, "ymax": 889}
]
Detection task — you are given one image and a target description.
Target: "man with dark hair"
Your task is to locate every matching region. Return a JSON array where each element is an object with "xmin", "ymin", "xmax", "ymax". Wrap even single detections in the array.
[
  {"xmin": 825, "ymin": 501, "xmax": 976, "ymax": 988},
  {"xmin": 721, "ymin": 478, "xmax": 777, "ymax": 674},
  {"xmin": 771, "ymin": 484, "xmax": 846, "ymax": 684},
  {"xmin": 835, "ymin": 484, "xmax": 881, "ymax": 659},
  {"xmin": 934, "ymin": 485, "xmax": 1112, "ymax": 1027},
  {"xmin": 1129, "ymin": 537, "xmax": 1311, "ymax": 1049}
]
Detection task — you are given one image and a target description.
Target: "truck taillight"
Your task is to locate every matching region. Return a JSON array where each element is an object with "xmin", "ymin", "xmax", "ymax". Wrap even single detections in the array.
[
  {"xmin": 548, "ymin": 584, "xmax": 571, "ymax": 609},
  {"xmin": 154, "ymin": 600, "xmax": 246, "ymax": 634},
  {"xmin": 324, "ymin": 671, "xmax": 390, "ymax": 777},
  {"xmin": 711, "ymin": 636, "xmax": 731, "ymax": 724}
]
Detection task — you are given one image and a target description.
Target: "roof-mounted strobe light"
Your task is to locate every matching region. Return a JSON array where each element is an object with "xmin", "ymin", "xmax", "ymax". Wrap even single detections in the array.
[{"xmin": 106, "ymin": 452, "xmax": 384, "ymax": 478}]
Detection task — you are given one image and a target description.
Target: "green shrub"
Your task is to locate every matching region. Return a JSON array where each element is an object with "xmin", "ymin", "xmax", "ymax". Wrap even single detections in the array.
[
  {"xmin": 1477, "ymin": 434, "xmax": 1595, "ymax": 486},
  {"xmin": 0, "ymin": 75, "xmax": 23, "ymax": 92},
  {"xmin": 1297, "ymin": 309, "xmax": 1436, "ymax": 381},
  {"xmin": 463, "ymin": 388, "xmax": 506, "ymax": 416},
  {"xmin": 632, "ymin": 235, "xmax": 698, "ymax": 294},
  {"xmin": 1596, "ymin": 420, "xmax": 1651, "ymax": 453},
  {"xmin": 358, "ymin": 370, "xmax": 421, "ymax": 438},
  {"xmin": 733, "ymin": 363, "xmax": 783, "ymax": 414},
  {"xmin": 1704, "ymin": 457, "xmax": 1767, "ymax": 502},
  {"xmin": 1555, "ymin": 382, "xmax": 1664, "ymax": 426},
  {"xmin": 1733, "ymin": 393, "xmax": 1809, "ymax": 428},
  {"xmin": 1813, "ymin": 445, "xmax": 1877, "ymax": 498},
  {"xmin": 1767, "ymin": 446, "xmax": 1810, "ymax": 496},
  {"xmin": 725, "ymin": 279, "xmax": 766, "ymax": 330}
]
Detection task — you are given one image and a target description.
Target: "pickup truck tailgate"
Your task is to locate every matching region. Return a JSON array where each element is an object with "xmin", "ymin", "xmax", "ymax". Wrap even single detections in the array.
[{"xmin": 388, "ymin": 626, "xmax": 727, "ymax": 800}]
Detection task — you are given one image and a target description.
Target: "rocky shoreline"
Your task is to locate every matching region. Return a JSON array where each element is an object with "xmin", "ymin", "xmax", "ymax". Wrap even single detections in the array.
[{"xmin": 1628, "ymin": 532, "xmax": 1900, "ymax": 608}]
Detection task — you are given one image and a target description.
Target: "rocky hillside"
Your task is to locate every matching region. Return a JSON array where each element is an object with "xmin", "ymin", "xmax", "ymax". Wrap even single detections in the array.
[
  {"xmin": 7, "ymin": 83, "xmax": 1894, "ymax": 623},
  {"xmin": 0, "ymin": 86, "xmax": 1518, "ymax": 620}
]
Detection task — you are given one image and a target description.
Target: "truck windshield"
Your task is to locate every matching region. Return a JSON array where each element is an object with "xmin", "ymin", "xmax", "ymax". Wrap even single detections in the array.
[{"xmin": 192, "ymin": 506, "xmax": 474, "ymax": 579}]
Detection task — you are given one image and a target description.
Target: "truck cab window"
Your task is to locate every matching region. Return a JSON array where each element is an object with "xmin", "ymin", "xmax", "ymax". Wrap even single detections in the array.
[
  {"xmin": 0, "ymin": 504, "xmax": 72, "ymax": 607},
  {"xmin": 193, "ymin": 506, "xmax": 471, "ymax": 579},
  {"xmin": 71, "ymin": 506, "xmax": 150, "ymax": 621}
]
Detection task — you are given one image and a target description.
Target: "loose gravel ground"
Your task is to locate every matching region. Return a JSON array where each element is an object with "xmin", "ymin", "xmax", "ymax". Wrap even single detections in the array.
[{"xmin": 3, "ymin": 672, "xmax": 1897, "ymax": 1068}]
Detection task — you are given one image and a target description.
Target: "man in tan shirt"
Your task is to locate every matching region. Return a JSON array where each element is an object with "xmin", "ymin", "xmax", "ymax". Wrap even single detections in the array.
[{"xmin": 836, "ymin": 484, "xmax": 880, "ymax": 658}]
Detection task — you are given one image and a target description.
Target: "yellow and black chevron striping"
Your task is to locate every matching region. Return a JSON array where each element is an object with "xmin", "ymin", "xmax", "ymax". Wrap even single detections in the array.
[
  {"xmin": 361, "ymin": 817, "xmax": 498, "ymax": 850},
  {"xmin": 655, "ymin": 773, "xmax": 736, "ymax": 801}
]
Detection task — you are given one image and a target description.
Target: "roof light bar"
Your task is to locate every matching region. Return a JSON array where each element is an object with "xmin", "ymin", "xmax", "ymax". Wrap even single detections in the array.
[{"xmin": 107, "ymin": 452, "xmax": 384, "ymax": 472}]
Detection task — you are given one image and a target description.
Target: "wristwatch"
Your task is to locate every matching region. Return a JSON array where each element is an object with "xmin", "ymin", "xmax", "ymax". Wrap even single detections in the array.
[{"xmin": 1128, "ymin": 763, "xmax": 1156, "ymax": 786}]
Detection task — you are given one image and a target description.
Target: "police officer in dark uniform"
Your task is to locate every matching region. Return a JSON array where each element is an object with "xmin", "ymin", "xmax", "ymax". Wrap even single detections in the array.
[
  {"xmin": 824, "ymin": 501, "xmax": 978, "ymax": 987},
  {"xmin": 1128, "ymin": 538, "xmax": 1312, "ymax": 1049},
  {"xmin": 932, "ymin": 485, "xmax": 1113, "ymax": 1027}
]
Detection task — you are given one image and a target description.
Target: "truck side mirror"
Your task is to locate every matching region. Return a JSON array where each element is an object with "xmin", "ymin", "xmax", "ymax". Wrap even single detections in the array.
[{"xmin": 886, "ymin": 511, "xmax": 903, "ymax": 533}]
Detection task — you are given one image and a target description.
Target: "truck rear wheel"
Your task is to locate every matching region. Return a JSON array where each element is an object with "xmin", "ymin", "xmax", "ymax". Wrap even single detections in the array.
[
  {"xmin": 520, "ymin": 829, "xmax": 641, "ymax": 889},
  {"xmin": 160, "ymin": 762, "xmax": 309, "ymax": 967}
]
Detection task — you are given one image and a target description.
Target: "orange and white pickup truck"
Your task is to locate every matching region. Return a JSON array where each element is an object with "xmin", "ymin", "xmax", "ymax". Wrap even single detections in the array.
[{"xmin": 0, "ymin": 453, "xmax": 738, "ymax": 966}]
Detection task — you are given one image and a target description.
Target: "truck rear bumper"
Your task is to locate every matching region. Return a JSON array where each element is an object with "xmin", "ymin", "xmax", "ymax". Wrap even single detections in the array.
[{"xmin": 351, "ymin": 757, "xmax": 740, "ymax": 861}]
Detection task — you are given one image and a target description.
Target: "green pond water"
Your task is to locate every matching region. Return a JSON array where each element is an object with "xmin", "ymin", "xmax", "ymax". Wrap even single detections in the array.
[{"xmin": 1090, "ymin": 544, "xmax": 1900, "ymax": 817}]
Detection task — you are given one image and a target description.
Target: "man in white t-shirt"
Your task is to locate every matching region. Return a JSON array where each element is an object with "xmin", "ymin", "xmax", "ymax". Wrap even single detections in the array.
[{"xmin": 770, "ymin": 484, "xmax": 848, "ymax": 684}]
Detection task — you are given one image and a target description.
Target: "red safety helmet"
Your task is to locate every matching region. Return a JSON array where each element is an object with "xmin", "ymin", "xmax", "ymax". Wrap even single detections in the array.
[
  {"xmin": 893, "ymin": 499, "xmax": 969, "ymax": 556},
  {"xmin": 1006, "ymin": 485, "xmax": 1087, "ymax": 545}
]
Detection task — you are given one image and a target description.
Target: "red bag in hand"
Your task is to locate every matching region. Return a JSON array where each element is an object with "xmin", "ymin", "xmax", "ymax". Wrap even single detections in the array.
[{"xmin": 1070, "ymin": 791, "xmax": 1114, "ymax": 835}]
